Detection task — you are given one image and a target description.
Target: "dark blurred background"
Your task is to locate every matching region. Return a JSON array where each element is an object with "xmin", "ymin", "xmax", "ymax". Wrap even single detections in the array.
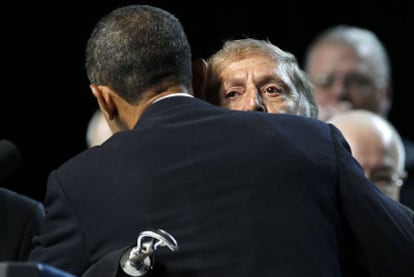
[{"xmin": 1, "ymin": 0, "xmax": 413, "ymax": 201}]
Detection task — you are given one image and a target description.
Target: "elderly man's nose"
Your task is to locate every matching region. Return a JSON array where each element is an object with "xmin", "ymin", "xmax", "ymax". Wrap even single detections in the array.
[
  {"xmin": 255, "ymin": 94, "xmax": 266, "ymax": 112},
  {"xmin": 242, "ymin": 87, "xmax": 267, "ymax": 112}
]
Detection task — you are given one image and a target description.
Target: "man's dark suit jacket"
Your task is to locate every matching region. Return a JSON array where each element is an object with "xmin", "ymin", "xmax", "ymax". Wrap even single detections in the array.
[
  {"xmin": 0, "ymin": 187, "xmax": 44, "ymax": 261},
  {"xmin": 29, "ymin": 96, "xmax": 414, "ymax": 276}
]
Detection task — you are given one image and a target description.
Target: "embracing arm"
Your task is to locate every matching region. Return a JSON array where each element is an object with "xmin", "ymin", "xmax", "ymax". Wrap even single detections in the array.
[
  {"xmin": 330, "ymin": 123, "xmax": 414, "ymax": 276},
  {"xmin": 28, "ymin": 170, "xmax": 89, "ymax": 276},
  {"xmin": 18, "ymin": 200, "xmax": 45, "ymax": 261}
]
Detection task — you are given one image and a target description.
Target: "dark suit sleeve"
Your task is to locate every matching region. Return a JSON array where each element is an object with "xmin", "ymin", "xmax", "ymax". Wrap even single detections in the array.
[
  {"xmin": 29, "ymin": 170, "xmax": 89, "ymax": 276},
  {"xmin": 0, "ymin": 188, "xmax": 45, "ymax": 261},
  {"xmin": 330, "ymin": 124, "xmax": 414, "ymax": 276},
  {"xmin": 81, "ymin": 246, "xmax": 129, "ymax": 277},
  {"xmin": 18, "ymin": 200, "xmax": 45, "ymax": 261},
  {"xmin": 397, "ymin": 201, "xmax": 414, "ymax": 224}
]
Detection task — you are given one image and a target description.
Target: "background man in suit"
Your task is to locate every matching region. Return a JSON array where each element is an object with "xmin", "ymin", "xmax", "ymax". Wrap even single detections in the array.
[
  {"xmin": 28, "ymin": 5, "xmax": 414, "ymax": 276},
  {"xmin": 0, "ymin": 139, "xmax": 44, "ymax": 261},
  {"xmin": 0, "ymin": 187, "xmax": 44, "ymax": 262}
]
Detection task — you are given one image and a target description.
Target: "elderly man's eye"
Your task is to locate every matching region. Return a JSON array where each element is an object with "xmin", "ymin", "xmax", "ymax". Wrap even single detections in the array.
[
  {"xmin": 225, "ymin": 91, "xmax": 238, "ymax": 99},
  {"xmin": 265, "ymin": 86, "xmax": 286, "ymax": 95}
]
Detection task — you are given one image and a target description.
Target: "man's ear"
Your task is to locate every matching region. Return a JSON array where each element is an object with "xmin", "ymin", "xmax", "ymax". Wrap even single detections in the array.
[
  {"xmin": 89, "ymin": 84, "xmax": 118, "ymax": 120},
  {"xmin": 192, "ymin": 58, "xmax": 208, "ymax": 99}
]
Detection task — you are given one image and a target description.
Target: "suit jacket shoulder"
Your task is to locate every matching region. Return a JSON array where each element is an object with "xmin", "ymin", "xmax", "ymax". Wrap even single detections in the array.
[{"xmin": 0, "ymin": 187, "xmax": 45, "ymax": 261}]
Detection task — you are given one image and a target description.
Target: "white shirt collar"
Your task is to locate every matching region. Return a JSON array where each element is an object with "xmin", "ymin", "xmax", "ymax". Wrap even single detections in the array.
[{"xmin": 152, "ymin": 92, "xmax": 194, "ymax": 104}]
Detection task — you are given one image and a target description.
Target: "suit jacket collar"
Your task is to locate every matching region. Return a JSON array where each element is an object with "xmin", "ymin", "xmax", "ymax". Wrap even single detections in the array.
[{"xmin": 133, "ymin": 96, "xmax": 211, "ymax": 130}]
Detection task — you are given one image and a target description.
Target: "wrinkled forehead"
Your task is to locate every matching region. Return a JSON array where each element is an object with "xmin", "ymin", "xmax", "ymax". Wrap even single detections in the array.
[
  {"xmin": 308, "ymin": 42, "xmax": 378, "ymax": 79},
  {"xmin": 216, "ymin": 52, "xmax": 279, "ymax": 72}
]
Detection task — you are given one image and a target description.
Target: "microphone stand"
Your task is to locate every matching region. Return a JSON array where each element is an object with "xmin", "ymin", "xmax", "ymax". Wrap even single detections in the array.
[{"xmin": 119, "ymin": 229, "xmax": 178, "ymax": 276}]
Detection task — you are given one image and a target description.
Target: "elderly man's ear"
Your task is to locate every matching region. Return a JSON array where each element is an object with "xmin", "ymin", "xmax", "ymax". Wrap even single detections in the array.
[{"xmin": 192, "ymin": 58, "xmax": 208, "ymax": 99}]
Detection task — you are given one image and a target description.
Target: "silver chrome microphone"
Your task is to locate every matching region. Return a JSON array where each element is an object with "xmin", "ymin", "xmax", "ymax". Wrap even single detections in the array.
[{"xmin": 119, "ymin": 228, "xmax": 178, "ymax": 276}]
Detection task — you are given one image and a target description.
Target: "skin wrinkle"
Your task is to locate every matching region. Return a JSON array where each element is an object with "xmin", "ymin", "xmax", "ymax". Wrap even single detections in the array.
[{"xmin": 218, "ymin": 54, "xmax": 299, "ymax": 114}]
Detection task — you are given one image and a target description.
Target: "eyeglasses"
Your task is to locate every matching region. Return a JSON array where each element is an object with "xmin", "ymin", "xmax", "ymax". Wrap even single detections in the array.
[
  {"xmin": 312, "ymin": 73, "xmax": 377, "ymax": 97},
  {"xmin": 369, "ymin": 172, "xmax": 406, "ymax": 188}
]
